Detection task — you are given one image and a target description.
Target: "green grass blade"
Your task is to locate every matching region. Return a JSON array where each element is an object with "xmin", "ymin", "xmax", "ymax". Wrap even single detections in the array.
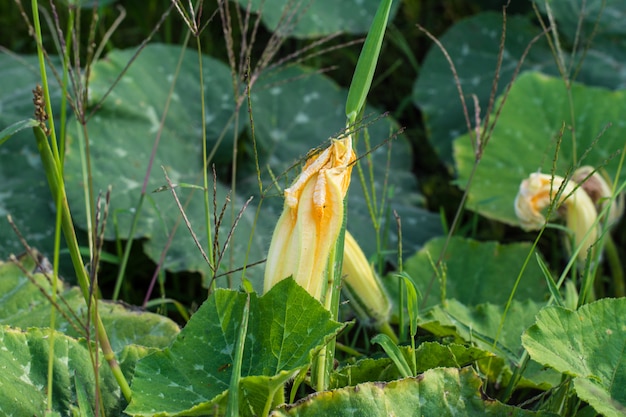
[
  {"xmin": 536, "ymin": 253, "xmax": 564, "ymax": 307},
  {"xmin": 395, "ymin": 272, "xmax": 420, "ymax": 338},
  {"xmin": 0, "ymin": 119, "xmax": 40, "ymax": 147},
  {"xmin": 345, "ymin": 0, "xmax": 393, "ymax": 123},
  {"xmin": 371, "ymin": 333, "xmax": 412, "ymax": 378}
]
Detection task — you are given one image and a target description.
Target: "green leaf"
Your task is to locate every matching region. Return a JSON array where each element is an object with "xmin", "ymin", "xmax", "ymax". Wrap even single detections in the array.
[
  {"xmin": 454, "ymin": 71, "xmax": 626, "ymax": 225},
  {"xmin": 232, "ymin": 0, "xmax": 399, "ymax": 39},
  {"xmin": 345, "ymin": 0, "xmax": 393, "ymax": 122},
  {"xmin": 0, "ymin": 325, "xmax": 147, "ymax": 416},
  {"xmin": 0, "ymin": 252, "xmax": 180, "ymax": 352},
  {"xmin": 522, "ymin": 298, "xmax": 626, "ymax": 417},
  {"xmin": 273, "ymin": 367, "xmax": 558, "ymax": 417},
  {"xmin": 125, "ymin": 279, "xmax": 344, "ymax": 416},
  {"xmin": 412, "ymin": 12, "xmax": 554, "ymax": 167},
  {"xmin": 421, "ymin": 299, "xmax": 544, "ymax": 362},
  {"xmin": 397, "ymin": 236, "xmax": 549, "ymax": 310}
]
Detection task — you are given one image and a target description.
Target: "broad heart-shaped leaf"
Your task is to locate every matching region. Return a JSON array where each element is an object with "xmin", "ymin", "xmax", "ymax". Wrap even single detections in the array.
[
  {"xmin": 232, "ymin": 0, "xmax": 399, "ymax": 39},
  {"xmin": 392, "ymin": 236, "xmax": 548, "ymax": 310},
  {"xmin": 412, "ymin": 12, "xmax": 555, "ymax": 168},
  {"xmin": 0, "ymin": 325, "xmax": 149, "ymax": 416},
  {"xmin": 522, "ymin": 298, "xmax": 626, "ymax": 417},
  {"xmin": 0, "ymin": 54, "xmax": 67, "ymax": 262},
  {"xmin": 62, "ymin": 44, "xmax": 261, "ymax": 281},
  {"xmin": 420, "ymin": 299, "xmax": 545, "ymax": 363},
  {"xmin": 272, "ymin": 367, "xmax": 558, "ymax": 417},
  {"xmin": 125, "ymin": 279, "xmax": 344, "ymax": 416},
  {"xmin": 331, "ymin": 342, "xmax": 493, "ymax": 388},
  {"xmin": 454, "ymin": 71, "xmax": 626, "ymax": 226},
  {"xmin": 0, "ymin": 252, "xmax": 180, "ymax": 352},
  {"xmin": 245, "ymin": 64, "xmax": 442, "ymax": 264}
]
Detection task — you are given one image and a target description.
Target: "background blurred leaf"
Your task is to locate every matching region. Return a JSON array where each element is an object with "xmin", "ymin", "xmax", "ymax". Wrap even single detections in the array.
[
  {"xmin": 454, "ymin": 71, "xmax": 626, "ymax": 226},
  {"xmin": 232, "ymin": 0, "xmax": 399, "ymax": 39},
  {"xmin": 273, "ymin": 367, "xmax": 558, "ymax": 417},
  {"xmin": 522, "ymin": 298, "xmax": 626, "ymax": 417},
  {"xmin": 126, "ymin": 279, "xmax": 343, "ymax": 416}
]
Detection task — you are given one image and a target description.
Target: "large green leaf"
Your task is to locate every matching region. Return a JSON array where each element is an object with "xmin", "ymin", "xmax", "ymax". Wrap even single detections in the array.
[
  {"xmin": 454, "ymin": 71, "xmax": 626, "ymax": 225},
  {"xmin": 522, "ymin": 298, "xmax": 626, "ymax": 417},
  {"xmin": 397, "ymin": 236, "xmax": 548, "ymax": 310},
  {"xmin": 232, "ymin": 0, "xmax": 399, "ymax": 39},
  {"xmin": 273, "ymin": 367, "xmax": 558, "ymax": 417},
  {"xmin": 63, "ymin": 44, "xmax": 260, "ymax": 281},
  {"xmin": 414, "ymin": 9, "xmax": 626, "ymax": 169},
  {"xmin": 0, "ymin": 252, "xmax": 180, "ymax": 352},
  {"xmin": 421, "ymin": 299, "xmax": 545, "ymax": 362},
  {"xmin": 248, "ymin": 65, "xmax": 442, "ymax": 262},
  {"xmin": 125, "ymin": 279, "xmax": 344, "ymax": 416},
  {"xmin": 412, "ymin": 12, "xmax": 555, "ymax": 167},
  {"xmin": 0, "ymin": 325, "xmax": 148, "ymax": 416}
]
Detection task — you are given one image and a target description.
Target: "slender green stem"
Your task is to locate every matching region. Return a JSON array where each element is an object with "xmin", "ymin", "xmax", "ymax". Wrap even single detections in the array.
[
  {"xmin": 34, "ymin": 127, "xmax": 132, "ymax": 401},
  {"xmin": 30, "ymin": 1, "xmax": 61, "ymax": 410},
  {"xmin": 196, "ymin": 36, "xmax": 216, "ymax": 285}
]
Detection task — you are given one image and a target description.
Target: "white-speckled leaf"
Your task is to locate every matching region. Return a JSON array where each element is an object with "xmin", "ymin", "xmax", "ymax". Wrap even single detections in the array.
[
  {"xmin": 454, "ymin": 71, "xmax": 626, "ymax": 225},
  {"xmin": 63, "ymin": 44, "xmax": 259, "ymax": 279},
  {"xmin": 522, "ymin": 298, "xmax": 626, "ymax": 417},
  {"xmin": 125, "ymin": 279, "xmax": 343, "ymax": 416}
]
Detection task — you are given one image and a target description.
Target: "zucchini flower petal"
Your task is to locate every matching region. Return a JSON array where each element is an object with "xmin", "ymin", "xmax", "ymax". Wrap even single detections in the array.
[
  {"xmin": 264, "ymin": 136, "xmax": 356, "ymax": 300},
  {"xmin": 341, "ymin": 231, "xmax": 391, "ymax": 327},
  {"xmin": 514, "ymin": 172, "xmax": 598, "ymax": 261}
]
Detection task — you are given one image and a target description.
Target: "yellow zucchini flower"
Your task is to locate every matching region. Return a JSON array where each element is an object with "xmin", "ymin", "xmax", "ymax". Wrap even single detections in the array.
[
  {"xmin": 264, "ymin": 135, "xmax": 356, "ymax": 300},
  {"xmin": 514, "ymin": 172, "xmax": 598, "ymax": 261}
]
